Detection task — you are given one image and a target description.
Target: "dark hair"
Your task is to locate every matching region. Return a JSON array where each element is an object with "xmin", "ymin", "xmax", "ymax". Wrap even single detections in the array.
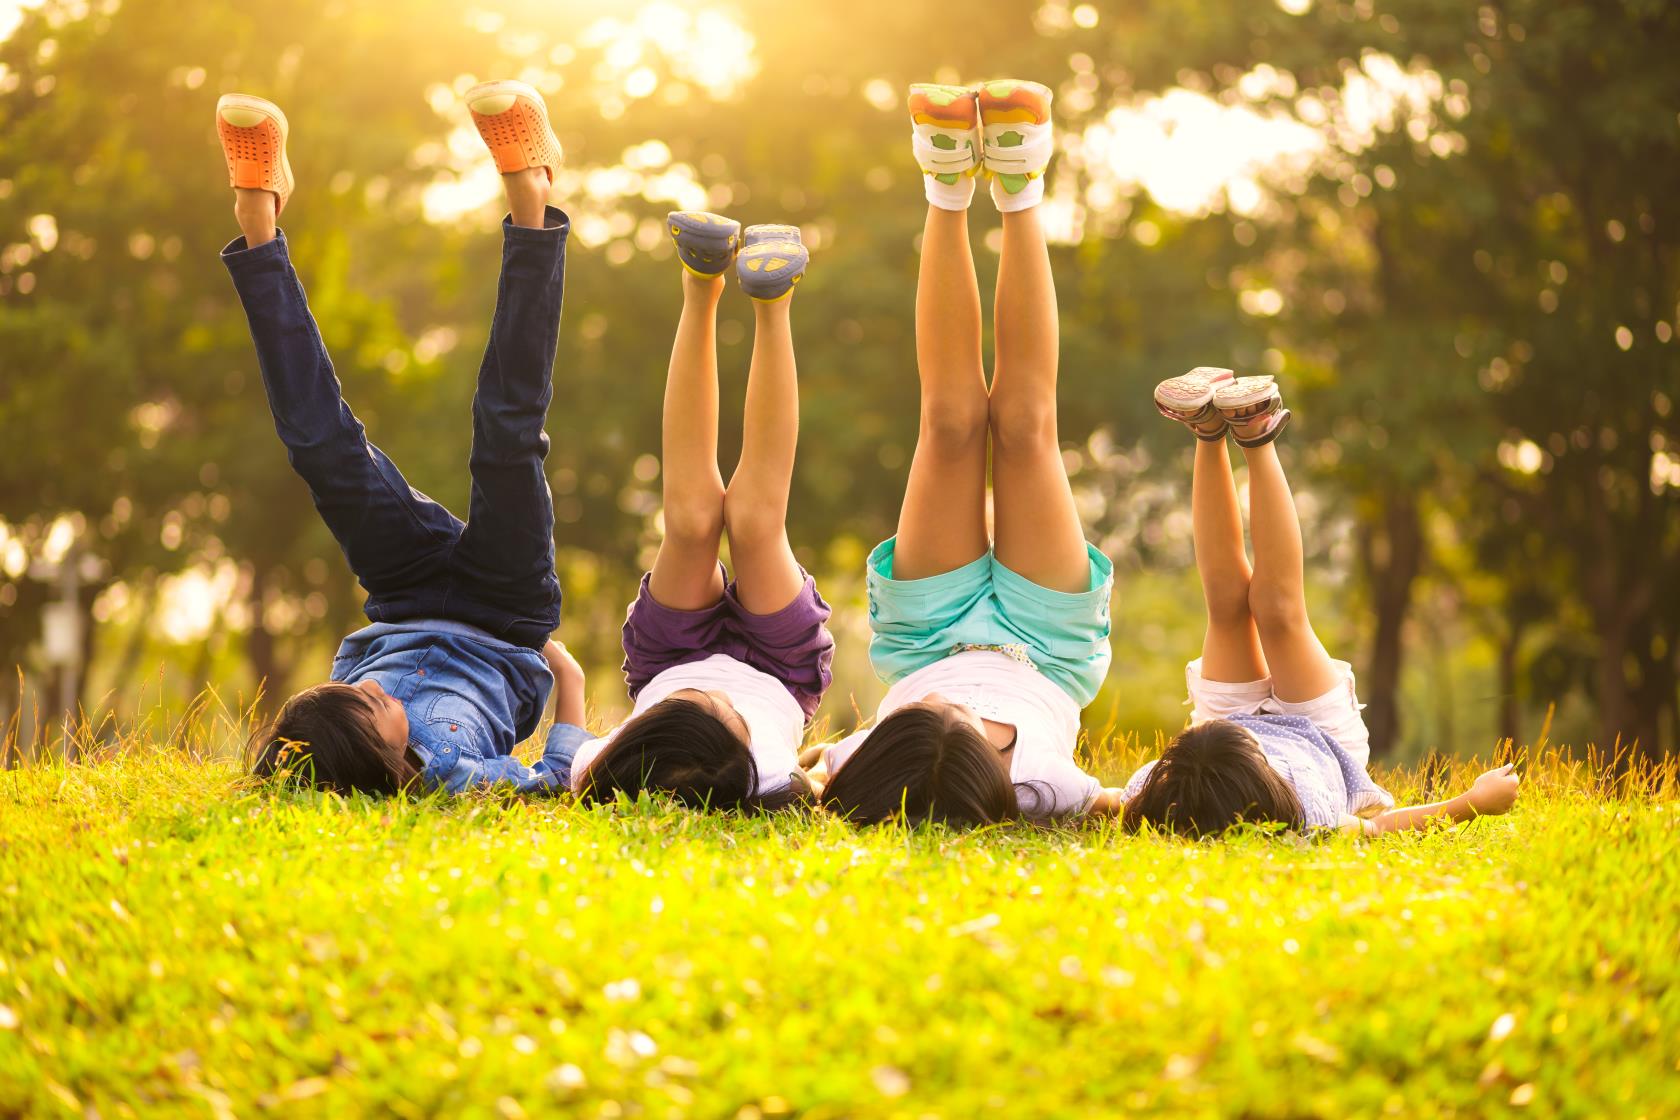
[
  {"xmin": 1121, "ymin": 719, "xmax": 1304, "ymax": 836},
  {"xmin": 251, "ymin": 683, "xmax": 419, "ymax": 796},
  {"xmin": 577, "ymin": 697, "xmax": 809, "ymax": 812},
  {"xmin": 820, "ymin": 705, "xmax": 1021, "ymax": 827}
]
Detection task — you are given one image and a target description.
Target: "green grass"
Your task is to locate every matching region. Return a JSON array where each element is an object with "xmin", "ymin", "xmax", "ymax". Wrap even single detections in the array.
[{"xmin": 1, "ymin": 720, "xmax": 1677, "ymax": 1119}]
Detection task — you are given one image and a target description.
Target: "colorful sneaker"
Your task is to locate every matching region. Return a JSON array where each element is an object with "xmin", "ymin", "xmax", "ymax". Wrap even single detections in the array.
[
  {"xmin": 1155, "ymin": 367, "xmax": 1236, "ymax": 441},
  {"xmin": 216, "ymin": 94, "xmax": 294, "ymax": 215},
  {"xmin": 737, "ymin": 225, "xmax": 807, "ymax": 302},
  {"xmin": 667, "ymin": 211, "xmax": 742, "ymax": 278},
  {"xmin": 1213, "ymin": 376, "xmax": 1292, "ymax": 447},
  {"xmin": 976, "ymin": 79, "xmax": 1053, "ymax": 212},
  {"xmin": 908, "ymin": 83, "xmax": 981, "ymax": 210},
  {"xmin": 465, "ymin": 79, "xmax": 562, "ymax": 183}
]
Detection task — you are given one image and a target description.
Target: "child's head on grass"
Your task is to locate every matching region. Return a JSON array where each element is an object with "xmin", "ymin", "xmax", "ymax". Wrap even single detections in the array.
[
  {"xmin": 820, "ymin": 701, "xmax": 1022, "ymax": 827},
  {"xmin": 577, "ymin": 692, "xmax": 775, "ymax": 811},
  {"xmin": 1122, "ymin": 719, "xmax": 1303, "ymax": 836},
  {"xmin": 252, "ymin": 680, "xmax": 418, "ymax": 795}
]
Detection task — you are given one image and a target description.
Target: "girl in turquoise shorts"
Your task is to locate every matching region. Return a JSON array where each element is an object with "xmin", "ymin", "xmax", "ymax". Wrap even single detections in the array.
[{"xmin": 808, "ymin": 79, "xmax": 1130, "ymax": 825}]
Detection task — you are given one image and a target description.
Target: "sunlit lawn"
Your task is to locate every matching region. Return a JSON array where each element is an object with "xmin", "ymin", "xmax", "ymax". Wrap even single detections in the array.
[{"xmin": 1, "ymin": 729, "xmax": 1676, "ymax": 1119}]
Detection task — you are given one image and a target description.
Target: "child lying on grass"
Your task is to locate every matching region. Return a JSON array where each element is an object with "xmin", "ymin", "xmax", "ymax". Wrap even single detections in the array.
[
  {"xmin": 564, "ymin": 212, "xmax": 834, "ymax": 811},
  {"xmin": 807, "ymin": 80, "xmax": 1123, "ymax": 826},
  {"xmin": 224, "ymin": 81, "xmax": 591, "ymax": 794},
  {"xmin": 1119, "ymin": 370, "xmax": 1521, "ymax": 835}
]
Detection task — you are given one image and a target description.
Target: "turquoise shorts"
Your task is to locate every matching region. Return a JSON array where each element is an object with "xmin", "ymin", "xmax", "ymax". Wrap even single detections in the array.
[{"xmin": 865, "ymin": 537, "xmax": 1114, "ymax": 708}]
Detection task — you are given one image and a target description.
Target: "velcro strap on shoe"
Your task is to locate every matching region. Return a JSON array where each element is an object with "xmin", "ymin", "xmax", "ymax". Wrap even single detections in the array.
[
  {"xmin": 912, "ymin": 128, "xmax": 979, "ymax": 174},
  {"xmin": 492, "ymin": 141, "xmax": 527, "ymax": 172},
  {"xmin": 233, "ymin": 158, "xmax": 265, "ymax": 189},
  {"xmin": 983, "ymin": 123, "xmax": 1053, "ymax": 175}
]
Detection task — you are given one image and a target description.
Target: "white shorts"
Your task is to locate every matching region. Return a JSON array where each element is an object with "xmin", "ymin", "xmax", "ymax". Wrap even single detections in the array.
[{"xmin": 1184, "ymin": 657, "xmax": 1372, "ymax": 769}]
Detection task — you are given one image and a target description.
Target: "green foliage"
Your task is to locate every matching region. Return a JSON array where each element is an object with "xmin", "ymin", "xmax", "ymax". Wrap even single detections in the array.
[{"xmin": 0, "ymin": 730, "xmax": 1676, "ymax": 1117}]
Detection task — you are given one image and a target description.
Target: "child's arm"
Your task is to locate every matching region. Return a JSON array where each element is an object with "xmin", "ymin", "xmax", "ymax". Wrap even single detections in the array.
[
  {"xmin": 1349, "ymin": 764, "xmax": 1520, "ymax": 836},
  {"xmin": 541, "ymin": 639, "xmax": 587, "ymax": 727},
  {"xmin": 800, "ymin": 730, "xmax": 873, "ymax": 800},
  {"xmin": 1085, "ymin": 788, "xmax": 1128, "ymax": 816},
  {"xmin": 800, "ymin": 743, "xmax": 832, "ymax": 798},
  {"xmin": 1084, "ymin": 761, "xmax": 1156, "ymax": 818}
]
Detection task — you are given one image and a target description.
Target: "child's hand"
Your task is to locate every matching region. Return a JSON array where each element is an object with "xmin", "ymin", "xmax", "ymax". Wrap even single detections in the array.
[
  {"xmin": 543, "ymin": 640, "xmax": 586, "ymax": 727},
  {"xmin": 799, "ymin": 744, "xmax": 831, "ymax": 798},
  {"xmin": 542, "ymin": 639, "xmax": 583, "ymax": 683},
  {"xmin": 1467, "ymin": 764, "xmax": 1520, "ymax": 816}
]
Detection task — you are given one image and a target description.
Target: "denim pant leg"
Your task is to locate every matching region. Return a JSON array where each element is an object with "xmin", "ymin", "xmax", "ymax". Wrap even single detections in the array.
[
  {"xmin": 222, "ymin": 232, "xmax": 462, "ymax": 621},
  {"xmin": 448, "ymin": 208, "xmax": 570, "ymax": 647}
]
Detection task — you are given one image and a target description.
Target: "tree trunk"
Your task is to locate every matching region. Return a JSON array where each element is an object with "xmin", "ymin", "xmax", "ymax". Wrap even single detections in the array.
[
  {"xmin": 38, "ymin": 582, "xmax": 99, "ymax": 760},
  {"xmin": 1627, "ymin": 628, "xmax": 1675, "ymax": 765},
  {"xmin": 0, "ymin": 666, "xmax": 19, "ymax": 768},
  {"xmin": 246, "ymin": 564, "xmax": 283, "ymax": 715},
  {"xmin": 1358, "ymin": 491, "xmax": 1424, "ymax": 759},
  {"xmin": 1593, "ymin": 625, "xmax": 1655, "ymax": 763},
  {"xmin": 1496, "ymin": 623, "xmax": 1523, "ymax": 747},
  {"xmin": 1579, "ymin": 494, "xmax": 1663, "ymax": 766}
]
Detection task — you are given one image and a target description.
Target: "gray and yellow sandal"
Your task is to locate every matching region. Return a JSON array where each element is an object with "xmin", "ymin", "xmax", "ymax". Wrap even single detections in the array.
[
  {"xmin": 1213, "ymin": 376, "xmax": 1292, "ymax": 447},
  {"xmin": 668, "ymin": 210, "xmax": 742, "ymax": 278},
  {"xmin": 1154, "ymin": 366, "xmax": 1236, "ymax": 441},
  {"xmin": 736, "ymin": 224, "xmax": 807, "ymax": 302}
]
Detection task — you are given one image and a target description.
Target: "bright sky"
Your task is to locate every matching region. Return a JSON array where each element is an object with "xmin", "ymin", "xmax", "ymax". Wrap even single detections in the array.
[
  {"xmin": 0, "ymin": 0, "xmax": 41, "ymax": 42},
  {"xmin": 420, "ymin": 3, "xmax": 755, "ymax": 224}
]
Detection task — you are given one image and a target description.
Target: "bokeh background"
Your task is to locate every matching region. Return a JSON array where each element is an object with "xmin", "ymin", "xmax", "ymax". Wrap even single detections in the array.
[{"xmin": 1, "ymin": 0, "xmax": 1676, "ymax": 763}]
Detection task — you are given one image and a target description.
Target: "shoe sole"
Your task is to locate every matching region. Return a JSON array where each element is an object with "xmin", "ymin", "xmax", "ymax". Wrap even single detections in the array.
[
  {"xmin": 908, "ymin": 83, "xmax": 979, "ymax": 129},
  {"xmin": 742, "ymin": 223, "xmax": 800, "ymax": 249},
  {"xmin": 1154, "ymin": 366, "xmax": 1235, "ymax": 412},
  {"xmin": 216, "ymin": 93, "xmax": 294, "ymax": 211},
  {"xmin": 976, "ymin": 79, "xmax": 1053, "ymax": 126},
  {"xmin": 1212, "ymin": 375, "xmax": 1279, "ymax": 414},
  {"xmin": 668, "ymin": 210, "xmax": 741, "ymax": 277},
  {"xmin": 738, "ymin": 241, "xmax": 807, "ymax": 302},
  {"xmin": 465, "ymin": 79, "xmax": 562, "ymax": 178}
]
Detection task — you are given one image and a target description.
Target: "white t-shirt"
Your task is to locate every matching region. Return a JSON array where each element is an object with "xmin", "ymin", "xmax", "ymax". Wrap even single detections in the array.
[
  {"xmin": 569, "ymin": 654, "xmax": 806, "ymax": 797},
  {"xmin": 825, "ymin": 650, "xmax": 1100, "ymax": 819}
]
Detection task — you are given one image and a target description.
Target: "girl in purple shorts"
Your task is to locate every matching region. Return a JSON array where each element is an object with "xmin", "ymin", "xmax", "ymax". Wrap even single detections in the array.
[{"xmin": 566, "ymin": 212, "xmax": 833, "ymax": 810}]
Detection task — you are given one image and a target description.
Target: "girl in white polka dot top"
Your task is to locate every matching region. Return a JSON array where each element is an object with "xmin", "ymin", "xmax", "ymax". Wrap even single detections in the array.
[{"xmin": 1107, "ymin": 371, "xmax": 1519, "ymax": 835}]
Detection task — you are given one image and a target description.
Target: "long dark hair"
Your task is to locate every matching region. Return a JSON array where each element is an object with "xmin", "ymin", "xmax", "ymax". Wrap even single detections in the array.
[
  {"xmin": 576, "ymin": 697, "xmax": 809, "ymax": 812},
  {"xmin": 820, "ymin": 705, "xmax": 1021, "ymax": 827},
  {"xmin": 251, "ymin": 682, "xmax": 419, "ymax": 796},
  {"xmin": 1121, "ymin": 719, "xmax": 1304, "ymax": 835}
]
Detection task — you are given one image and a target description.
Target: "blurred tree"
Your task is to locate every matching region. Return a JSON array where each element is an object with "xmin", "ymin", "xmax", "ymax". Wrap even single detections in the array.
[
  {"xmin": 0, "ymin": 0, "xmax": 506, "ymax": 717},
  {"xmin": 3, "ymin": 0, "xmax": 1675, "ymax": 759},
  {"xmin": 1078, "ymin": 0, "xmax": 1679, "ymax": 757}
]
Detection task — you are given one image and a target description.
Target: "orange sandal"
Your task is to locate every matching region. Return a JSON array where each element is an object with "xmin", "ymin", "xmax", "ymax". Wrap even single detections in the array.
[
  {"xmin": 465, "ymin": 80, "xmax": 562, "ymax": 183},
  {"xmin": 216, "ymin": 94, "xmax": 294, "ymax": 214}
]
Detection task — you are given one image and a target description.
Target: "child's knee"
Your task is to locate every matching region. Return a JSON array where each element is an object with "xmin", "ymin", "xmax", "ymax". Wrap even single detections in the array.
[
  {"xmin": 1202, "ymin": 574, "xmax": 1252, "ymax": 626},
  {"xmin": 988, "ymin": 395, "xmax": 1057, "ymax": 455},
  {"xmin": 920, "ymin": 395, "xmax": 990, "ymax": 454},
  {"xmin": 664, "ymin": 491, "xmax": 726, "ymax": 546},
  {"xmin": 1248, "ymin": 582, "xmax": 1309, "ymax": 636},
  {"xmin": 722, "ymin": 488, "xmax": 789, "ymax": 548}
]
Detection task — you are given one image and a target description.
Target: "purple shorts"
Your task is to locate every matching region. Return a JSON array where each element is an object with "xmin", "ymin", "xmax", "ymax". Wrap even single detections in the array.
[{"xmin": 620, "ymin": 566, "xmax": 835, "ymax": 720}]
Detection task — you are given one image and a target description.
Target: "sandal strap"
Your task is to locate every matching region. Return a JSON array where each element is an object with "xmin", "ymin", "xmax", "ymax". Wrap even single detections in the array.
[
  {"xmin": 1213, "ymin": 378, "xmax": 1280, "ymax": 419},
  {"xmin": 1232, "ymin": 408, "xmax": 1291, "ymax": 448},
  {"xmin": 1155, "ymin": 400, "xmax": 1228, "ymax": 439}
]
